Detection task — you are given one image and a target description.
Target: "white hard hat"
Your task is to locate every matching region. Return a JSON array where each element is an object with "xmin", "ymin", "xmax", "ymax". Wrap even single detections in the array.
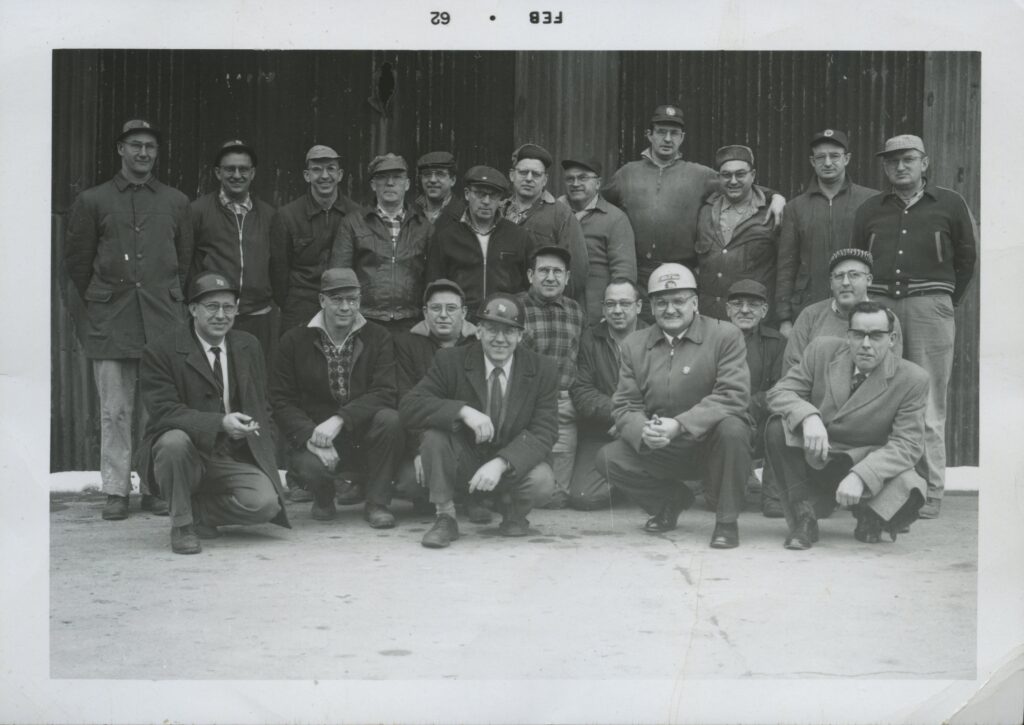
[{"xmin": 647, "ymin": 263, "xmax": 697, "ymax": 295}]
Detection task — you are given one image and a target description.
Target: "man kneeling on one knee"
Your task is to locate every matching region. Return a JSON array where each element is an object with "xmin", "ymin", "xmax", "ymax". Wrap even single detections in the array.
[
  {"xmin": 765, "ymin": 301, "xmax": 928, "ymax": 549},
  {"xmin": 139, "ymin": 272, "xmax": 289, "ymax": 555},
  {"xmin": 399, "ymin": 293, "xmax": 559, "ymax": 547}
]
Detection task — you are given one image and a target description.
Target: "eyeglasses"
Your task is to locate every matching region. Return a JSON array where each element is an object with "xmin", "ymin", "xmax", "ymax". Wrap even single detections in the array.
[
  {"xmin": 426, "ymin": 303, "xmax": 463, "ymax": 316},
  {"xmin": 123, "ymin": 141, "xmax": 158, "ymax": 153},
  {"xmin": 373, "ymin": 173, "xmax": 408, "ymax": 183},
  {"xmin": 651, "ymin": 128, "xmax": 683, "ymax": 138},
  {"xmin": 602, "ymin": 299, "xmax": 639, "ymax": 310},
  {"xmin": 882, "ymin": 154, "xmax": 924, "ymax": 167},
  {"xmin": 534, "ymin": 266, "xmax": 566, "ymax": 278},
  {"xmin": 219, "ymin": 165, "xmax": 253, "ymax": 176},
  {"xmin": 325, "ymin": 294, "xmax": 360, "ymax": 307},
  {"xmin": 420, "ymin": 170, "xmax": 452, "ymax": 180},
  {"xmin": 847, "ymin": 328, "xmax": 893, "ymax": 342},
  {"xmin": 198, "ymin": 302, "xmax": 238, "ymax": 316},
  {"xmin": 652, "ymin": 294, "xmax": 696, "ymax": 311},
  {"xmin": 830, "ymin": 271, "xmax": 868, "ymax": 282},
  {"xmin": 726, "ymin": 299, "xmax": 766, "ymax": 310},
  {"xmin": 513, "ymin": 168, "xmax": 546, "ymax": 179},
  {"xmin": 718, "ymin": 170, "xmax": 751, "ymax": 182},
  {"xmin": 479, "ymin": 323, "xmax": 519, "ymax": 338},
  {"xmin": 307, "ymin": 164, "xmax": 341, "ymax": 176},
  {"xmin": 811, "ymin": 152, "xmax": 847, "ymax": 164},
  {"xmin": 564, "ymin": 174, "xmax": 598, "ymax": 184}
]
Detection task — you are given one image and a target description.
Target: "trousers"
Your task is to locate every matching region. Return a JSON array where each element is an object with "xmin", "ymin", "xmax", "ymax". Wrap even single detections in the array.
[{"xmin": 93, "ymin": 358, "xmax": 149, "ymax": 497}]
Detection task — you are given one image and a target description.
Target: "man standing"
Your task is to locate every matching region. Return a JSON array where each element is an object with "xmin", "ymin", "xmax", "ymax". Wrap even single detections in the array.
[
  {"xmin": 502, "ymin": 143, "xmax": 589, "ymax": 309},
  {"xmin": 424, "ymin": 166, "xmax": 532, "ymax": 317},
  {"xmin": 190, "ymin": 139, "xmax": 277, "ymax": 366},
  {"xmin": 852, "ymin": 134, "xmax": 978, "ymax": 518},
  {"xmin": 517, "ymin": 246, "xmax": 585, "ymax": 508},
  {"xmin": 783, "ymin": 249, "xmax": 903, "ymax": 374},
  {"xmin": 603, "ymin": 105, "xmax": 785, "ymax": 290},
  {"xmin": 766, "ymin": 302, "xmax": 928, "ymax": 548},
  {"xmin": 558, "ymin": 155, "xmax": 637, "ymax": 322},
  {"xmin": 595, "ymin": 264, "xmax": 751, "ymax": 549},
  {"xmin": 138, "ymin": 272, "xmax": 289, "ymax": 555},
  {"xmin": 63, "ymin": 119, "xmax": 192, "ymax": 520},
  {"xmin": 332, "ymin": 154, "xmax": 431, "ymax": 334},
  {"xmin": 724, "ymin": 280, "xmax": 786, "ymax": 518},
  {"xmin": 414, "ymin": 151, "xmax": 464, "ymax": 226},
  {"xmin": 775, "ymin": 130, "xmax": 879, "ymax": 334},
  {"xmin": 400, "ymin": 293, "xmax": 559, "ymax": 548},
  {"xmin": 569, "ymin": 277, "xmax": 646, "ymax": 510},
  {"xmin": 695, "ymin": 145, "xmax": 780, "ymax": 324},
  {"xmin": 270, "ymin": 268, "xmax": 402, "ymax": 528},
  {"xmin": 271, "ymin": 144, "xmax": 361, "ymax": 336}
]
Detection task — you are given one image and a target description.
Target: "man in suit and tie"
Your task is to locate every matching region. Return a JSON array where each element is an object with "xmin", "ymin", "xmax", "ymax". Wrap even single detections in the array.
[
  {"xmin": 138, "ymin": 271, "xmax": 289, "ymax": 555},
  {"xmin": 766, "ymin": 301, "xmax": 929, "ymax": 549},
  {"xmin": 399, "ymin": 292, "xmax": 559, "ymax": 548}
]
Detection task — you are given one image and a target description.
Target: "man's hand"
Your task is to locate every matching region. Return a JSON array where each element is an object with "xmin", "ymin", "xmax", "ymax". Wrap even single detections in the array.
[
  {"xmin": 606, "ymin": 424, "xmax": 618, "ymax": 438},
  {"xmin": 222, "ymin": 412, "xmax": 261, "ymax": 439},
  {"xmin": 414, "ymin": 454, "xmax": 424, "ymax": 487},
  {"xmin": 764, "ymin": 193, "xmax": 786, "ymax": 226},
  {"xmin": 468, "ymin": 457, "xmax": 507, "ymax": 492},
  {"xmin": 305, "ymin": 438, "xmax": 340, "ymax": 471},
  {"xmin": 310, "ymin": 415, "xmax": 344, "ymax": 447},
  {"xmin": 836, "ymin": 472, "xmax": 866, "ymax": 507},
  {"xmin": 778, "ymin": 320, "xmax": 793, "ymax": 338},
  {"xmin": 459, "ymin": 406, "xmax": 495, "ymax": 444},
  {"xmin": 641, "ymin": 415, "xmax": 681, "ymax": 450},
  {"xmin": 801, "ymin": 414, "xmax": 830, "ymax": 464}
]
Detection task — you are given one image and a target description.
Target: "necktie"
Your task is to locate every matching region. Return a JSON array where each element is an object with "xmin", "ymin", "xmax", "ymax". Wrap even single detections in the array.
[
  {"xmin": 210, "ymin": 346, "xmax": 225, "ymax": 400},
  {"xmin": 488, "ymin": 368, "xmax": 505, "ymax": 426},
  {"xmin": 851, "ymin": 370, "xmax": 867, "ymax": 395}
]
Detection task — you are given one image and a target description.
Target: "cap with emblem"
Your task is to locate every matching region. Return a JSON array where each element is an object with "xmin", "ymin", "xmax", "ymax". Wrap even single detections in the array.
[
  {"xmin": 306, "ymin": 144, "xmax": 340, "ymax": 162},
  {"xmin": 809, "ymin": 128, "xmax": 850, "ymax": 150},
  {"xmin": 511, "ymin": 143, "xmax": 553, "ymax": 169},
  {"xmin": 423, "ymin": 278, "xmax": 466, "ymax": 305},
  {"xmin": 214, "ymin": 139, "xmax": 258, "ymax": 167},
  {"xmin": 116, "ymin": 119, "xmax": 162, "ymax": 145},
  {"xmin": 464, "ymin": 165, "xmax": 510, "ymax": 194},
  {"xmin": 477, "ymin": 293, "xmax": 526, "ymax": 329},
  {"xmin": 647, "ymin": 263, "xmax": 698, "ymax": 295},
  {"xmin": 727, "ymin": 279, "xmax": 769, "ymax": 301},
  {"xmin": 560, "ymin": 156, "xmax": 603, "ymax": 177},
  {"xmin": 188, "ymin": 271, "xmax": 238, "ymax": 303},
  {"xmin": 877, "ymin": 134, "xmax": 926, "ymax": 157},
  {"xmin": 650, "ymin": 105, "xmax": 685, "ymax": 129},
  {"xmin": 417, "ymin": 151, "xmax": 457, "ymax": 172},
  {"xmin": 320, "ymin": 267, "xmax": 361, "ymax": 293},
  {"xmin": 368, "ymin": 153, "xmax": 408, "ymax": 177},
  {"xmin": 828, "ymin": 248, "xmax": 874, "ymax": 273},
  {"xmin": 715, "ymin": 144, "xmax": 755, "ymax": 169}
]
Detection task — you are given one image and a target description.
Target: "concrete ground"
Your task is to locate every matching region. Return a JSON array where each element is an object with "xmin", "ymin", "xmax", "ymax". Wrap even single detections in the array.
[{"xmin": 50, "ymin": 485, "xmax": 977, "ymax": 681}]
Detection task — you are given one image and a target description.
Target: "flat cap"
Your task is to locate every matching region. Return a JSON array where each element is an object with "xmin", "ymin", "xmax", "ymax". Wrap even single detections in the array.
[
  {"xmin": 715, "ymin": 144, "xmax": 755, "ymax": 169},
  {"xmin": 828, "ymin": 248, "xmax": 873, "ymax": 273},
  {"xmin": 809, "ymin": 128, "xmax": 850, "ymax": 150},
  {"xmin": 647, "ymin": 263, "xmax": 697, "ymax": 295},
  {"xmin": 464, "ymin": 165, "xmax": 510, "ymax": 194},
  {"xmin": 188, "ymin": 271, "xmax": 238, "ymax": 303},
  {"xmin": 727, "ymin": 279, "xmax": 769, "ymax": 301},
  {"xmin": 477, "ymin": 293, "xmax": 526, "ymax": 330},
  {"xmin": 368, "ymin": 153, "xmax": 408, "ymax": 176},
  {"xmin": 417, "ymin": 151, "xmax": 457, "ymax": 171},
  {"xmin": 320, "ymin": 267, "xmax": 361, "ymax": 293},
  {"xmin": 306, "ymin": 144, "xmax": 340, "ymax": 162},
  {"xmin": 560, "ymin": 156, "xmax": 603, "ymax": 177},
  {"xmin": 214, "ymin": 139, "xmax": 258, "ymax": 167},
  {"xmin": 423, "ymin": 278, "xmax": 466, "ymax": 305},
  {"xmin": 650, "ymin": 105, "xmax": 685, "ymax": 128},
  {"xmin": 511, "ymin": 143, "xmax": 553, "ymax": 169},
  {"xmin": 117, "ymin": 119, "xmax": 161, "ymax": 145},
  {"xmin": 877, "ymin": 134, "xmax": 926, "ymax": 157}
]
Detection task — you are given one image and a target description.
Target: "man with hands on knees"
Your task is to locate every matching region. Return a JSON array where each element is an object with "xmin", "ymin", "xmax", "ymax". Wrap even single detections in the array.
[
  {"xmin": 138, "ymin": 272, "xmax": 289, "ymax": 555},
  {"xmin": 399, "ymin": 293, "xmax": 559, "ymax": 548},
  {"xmin": 766, "ymin": 301, "xmax": 929, "ymax": 549}
]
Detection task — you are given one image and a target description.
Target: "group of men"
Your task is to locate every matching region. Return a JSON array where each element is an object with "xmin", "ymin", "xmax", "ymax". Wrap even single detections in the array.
[{"xmin": 62, "ymin": 104, "xmax": 976, "ymax": 555}]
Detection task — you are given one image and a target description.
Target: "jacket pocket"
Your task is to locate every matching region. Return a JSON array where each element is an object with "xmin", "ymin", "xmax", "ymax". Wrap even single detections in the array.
[{"xmin": 84, "ymin": 280, "xmax": 113, "ymax": 302}]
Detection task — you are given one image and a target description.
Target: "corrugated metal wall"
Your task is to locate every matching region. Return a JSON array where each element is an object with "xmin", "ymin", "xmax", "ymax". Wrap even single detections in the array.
[{"xmin": 51, "ymin": 49, "xmax": 979, "ymax": 471}]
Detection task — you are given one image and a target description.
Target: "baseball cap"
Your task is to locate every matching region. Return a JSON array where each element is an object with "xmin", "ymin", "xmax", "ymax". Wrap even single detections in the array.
[
  {"xmin": 560, "ymin": 156, "xmax": 603, "ymax": 177},
  {"xmin": 214, "ymin": 139, "xmax": 258, "ymax": 167},
  {"xmin": 423, "ymin": 278, "xmax": 466, "ymax": 305},
  {"xmin": 463, "ymin": 165, "xmax": 510, "ymax": 194},
  {"xmin": 727, "ymin": 279, "xmax": 769, "ymax": 301},
  {"xmin": 320, "ymin": 268, "xmax": 361, "ymax": 293},
  {"xmin": 809, "ymin": 129, "xmax": 850, "ymax": 150},
  {"xmin": 306, "ymin": 145, "xmax": 340, "ymax": 162},
  {"xmin": 368, "ymin": 153, "xmax": 408, "ymax": 176},
  {"xmin": 715, "ymin": 144, "xmax": 755, "ymax": 169},
  {"xmin": 511, "ymin": 143, "xmax": 553, "ymax": 169},
  {"xmin": 647, "ymin": 263, "xmax": 697, "ymax": 295},
  {"xmin": 877, "ymin": 134, "xmax": 926, "ymax": 157},
  {"xmin": 116, "ymin": 119, "xmax": 161, "ymax": 145},
  {"xmin": 650, "ymin": 105, "xmax": 685, "ymax": 129},
  {"xmin": 477, "ymin": 293, "xmax": 526, "ymax": 329},
  {"xmin": 188, "ymin": 271, "xmax": 238, "ymax": 303}
]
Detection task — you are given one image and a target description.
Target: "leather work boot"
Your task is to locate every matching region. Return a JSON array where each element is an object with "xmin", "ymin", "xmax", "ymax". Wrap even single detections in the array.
[
  {"xmin": 709, "ymin": 522, "xmax": 739, "ymax": 549},
  {"xmin": 171, "ymin": 524, "xmax": 201, "ymax": 555},
  {"xmin": 140, "ymin": 494, "xmax": 169, "ymax": 516},
  {"xmin": 465, "ymin": 500, "xmax": 493, "ymax": 524},
  {"xmin": 102, "ymin": 495, "xmax": 129, "ymax": 521},
  {"xmin": 853, "ymin": 505, "xmax": 883, "ymax": 544},
  {"xmin": 421, "ymin": 514, "xmax": 459, "ymax": 548},
  {"xmin": 784, "ymin": 501, "xmax": 819, "ymax": 550},
  {"xmin": 364, "ymin": 502, "xmax": 396, "ymax": 529},
  {"xmin": 288, "ymin": 487, "xmax": 314, "ymax": 503},
  {"xmin": 335, "ymin": 478, "xmax": 364, "ymax": 506},
  {"xmin": 311, "ymin": 484, "xmax": 337, "ymax": 521}
]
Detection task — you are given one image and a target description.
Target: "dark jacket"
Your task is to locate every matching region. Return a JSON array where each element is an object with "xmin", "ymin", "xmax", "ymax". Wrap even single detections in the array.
[
  {"xmin": 137, "ymin": 325, "xmax": 289, "ymax": 527},
  {"xmin": 743, "ymin": 323, "xmax": 785, "ymax": 425},
  {"xmin": 399, "ymin": 342, "xmax": 559, "ymax": 477},
  {"xmin": 775, "ymin": 176, "xmax": 878, "ymax": 322},
  {"xmin": 424, "ymin": 217, "xmax": 533, "ymax": 317},
  {"xmin": 330, "ymin": 205, "xmax": 432, "ymax": 322},
  {"xmin": 415, "ymin": 193, "xmax": 466, "ymax": 229},
  {"xmin": 270, "ymin": 191, "xmax": 362, "ymax": 327},
  {"xmin": 393, "ymin": 320, "xmax": 477, "ymax": 401},
  {"xmin": 270, "ymin": 315, "xmax": 397, "ymax": 450},
  {"xmin": 570, "ymin": 319, "xmax": 648, "ymax": 434},
  {"xmin": 189, "ymin": 192, "xmax": 277, "ymax": 315},
  {"xmin": 63, "ymin": 173, "xmax": 192, "ymax": 359}
]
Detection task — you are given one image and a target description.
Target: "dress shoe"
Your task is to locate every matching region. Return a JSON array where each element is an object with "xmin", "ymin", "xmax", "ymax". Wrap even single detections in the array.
[
  {"xmin": 761, "ymin": 496, "xmax": 785, "ymax": 519},
  {"xmin": 709, "ymin": 522, "xmax": 739, "ymax": 549},
  {"xmin": 853, "ymin": 506, "xmax": 883, "ymax": 543},
  {"xmin": 102, "ymin": 495, "xmax": 129, "ymax": 521},
  {"xmin": 411, "ymin": 499, "xmax": 436, "ymax": 517},
  {"xmin": 311, "ymin": 499, "xmax": 337, "ymax": 521},
  {"xmin": 335, "ymin": 478, "xmax": 364, "ymax": 506},
  {"xmin": 465, "ymin": 501, "xmax": 493, "ymax": 524},
  {"xmin": 498, "ymin": 516, "xmax": 530, "ymax": 537},
  {"xmin": 364, "ymin": 503, "xmax": 396, "ymax": 529},
  {"xmin": 288, "ymin": 487, "xmax": 314, "ymax": 503},
  {"xmin": 140, "ymin": 494, "xmax": 169, "ymax": 516},
  {"xmin": 784, "ymin": 504, "xmax": 819, "ymax": 550},
  {"xmin": 421, "ymin": 514, "xmax": 459, "ymax": 548},
  {"xmin": 917, "ymin": 497, "xmax": 941, "ymax": 519},
  {"xmin": 643, "ymin": 486, "xmax": 694, "ymax": 533},
  {"xmin": 171, "ymin": 525, "xmax": 201, "ymax": 555}
]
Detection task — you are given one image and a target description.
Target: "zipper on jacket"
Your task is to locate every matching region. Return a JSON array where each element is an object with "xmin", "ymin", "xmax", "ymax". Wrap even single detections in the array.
[{"xmin": 232, "ymin": 210, "xmax": 246, "ymax": 294}]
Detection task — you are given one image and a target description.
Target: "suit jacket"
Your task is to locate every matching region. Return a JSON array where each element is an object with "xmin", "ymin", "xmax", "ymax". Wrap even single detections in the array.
[
  {"xmin": 399, "ymin": 342, "xmax": 559, "ymax": 476},
  {"xmin": 766, "ymin": 336, "xmax": 928, "ymax": 497},
  {"xmin": 138, "ymin": 324, "xmax": 288, "ymax": 527}
]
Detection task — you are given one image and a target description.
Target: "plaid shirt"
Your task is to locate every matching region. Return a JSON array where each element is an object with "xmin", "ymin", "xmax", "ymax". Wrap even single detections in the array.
[
  {"xmin": 375, "ymin": 204, "xmax": 406, "ymax": 241},
  {"xmin": 219, "ymin": 189, "xmax": 253, "ymax": 218},
  {"xmin": 518, "ymin": 288, "xmax": 584, "ymax": 390}
]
